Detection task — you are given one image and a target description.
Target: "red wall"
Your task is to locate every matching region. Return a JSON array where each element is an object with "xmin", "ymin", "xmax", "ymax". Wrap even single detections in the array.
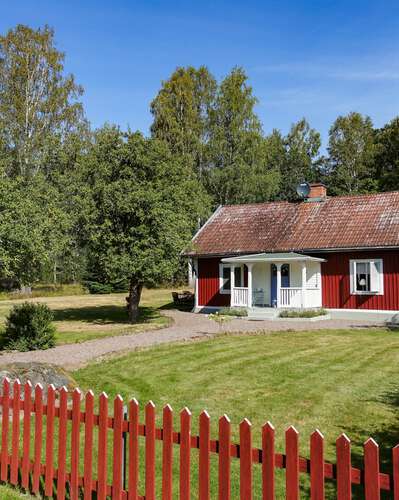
[
  {"xmin": 319, "ymin": 250, "xmax": 399, "ymax": 310},
  {"xmin": 198, "ymin": 258, "xmax": 248, "ymax": 307},
  {"xmin": 198, "ymin": 250, "xmax": 399, "ymax": 310}
]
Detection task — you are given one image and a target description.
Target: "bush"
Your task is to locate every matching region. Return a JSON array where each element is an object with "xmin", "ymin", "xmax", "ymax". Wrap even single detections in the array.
[
  {"xmin": 3, "ymin": 302, "xmax": 56, "ymax": 351},
  {"xmin": 84, "ymin": 279, "xmax": 129, "ymax": 294},
  {"xmin": 279, "ymin": 308, "xmax": 328, "ymax": 318},
  {"xmin": 218, "ymin": 307, "xmax": 248, "ymax": 317}
]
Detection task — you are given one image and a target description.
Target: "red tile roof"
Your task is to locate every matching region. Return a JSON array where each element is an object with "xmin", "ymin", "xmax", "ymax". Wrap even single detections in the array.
[{"xmin": 186, "ymin": 191, "xmax": 399, "ymax": 256}]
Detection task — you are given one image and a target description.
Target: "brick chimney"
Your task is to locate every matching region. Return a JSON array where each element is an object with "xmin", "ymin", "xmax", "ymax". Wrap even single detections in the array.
[{"xmin": 306, "ymin": 183, "xmax": 327, "ymax": 201}]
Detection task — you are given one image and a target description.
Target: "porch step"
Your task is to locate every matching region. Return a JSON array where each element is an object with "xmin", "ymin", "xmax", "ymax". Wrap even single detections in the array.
[{"xmin": 247, "ymin": 308, "xmax": 278, "ymax": 320}]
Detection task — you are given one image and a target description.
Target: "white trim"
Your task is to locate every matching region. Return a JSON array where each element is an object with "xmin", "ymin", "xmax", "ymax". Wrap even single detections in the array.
[
  {"xmin": 219, "ymin": 263, "xmax": 244, "ymax": 295},
  {"xmin": 219, "ymin": 263, "xmax": 231, "ymax": 294},
  {"xmin": 222, "ymin": 252, "xmax": 326, "ymax": 264},
  {"xmin": 350, "ymin": 258, "xmax": 384, "ymax": 295}
]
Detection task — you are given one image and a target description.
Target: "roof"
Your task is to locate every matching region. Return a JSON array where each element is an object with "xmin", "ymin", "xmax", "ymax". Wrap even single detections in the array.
[
  {"xmin": 185, "ymin": 191, "xmax": 399, "ymax": 256},
  {"xmin": 221, "ymin": 252, "xmax": 326, "ymax": 263}
]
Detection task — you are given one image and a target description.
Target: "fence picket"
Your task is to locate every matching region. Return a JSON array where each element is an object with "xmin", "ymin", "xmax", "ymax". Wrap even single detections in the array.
[
  {"xmin": 336, "ymin": 434, "xmax": 351, "ymax": 500},
  {"xmin": 310, "ymin": 430, "xmax": 325, "ymax": 500},
  {"xmin": 162, "ymin": 404, "xmax": 173, "ymax": 500},
  {"xmin": 10, "ymin": 379, "xmax": 21, "ymax": 485},
  {"xmin": 218, "ymin": 414, "xmax": 231, "ymax": 500},
  {"xmin": 286, "ymin": 426, "xmax": 299, "ymax": 500},
  {"xmin": 180, "ymin": 407, "xmax": 191, "ymax": 500},
  {"xmin": 32, "ymin": 384, "xmax": 43, "ymax": 494},
  {"xmin": 112, "ymin": 395, "xmax": 124, "ymax": 500},
  {"xmin": 1, "ymin": 378, "xmax": 10, "ymax": 482},
  {"xmin": 57, "ymin": 387, "xmax": 68, "ymax": 500},
  {"xmin": 128, "ymin": 398, "xmax": 139, "ymax": 500},
  {"xmin": 240, "ymin": 418, "xmax": 253, "ymax": 500},
  {"xmin": 83, "ymin": 390, "xmax": 94, "ymax": 500},
  {"xmin": 199, "ymin": 410, "xmax": 211, "ymax": 500},
  {"xmin": 145, "ymin": 401, "xmax": 156, "ymax": 500},
  {"xmin": 393, "ymin": 445, "xmax": 399, "ymax": 500},
  {"xmin": 262, "ymin": 421, "xmax": 275, "ymax": 500},
  {"xmin": 71, "ymin": 388, "xmax": 81, "ymax": 500},
  {"xmin": 21, "ymin": 381, "xmax": 32, "ymax": 490},
  {"xmin": 44, "ymin": 384, "xmax": 56, "ymax": 497},
  {"xmin": 364, "ymin": 438, "xmax": 380, "ymax": 500},
  {"xmin": 98, "ymin": 392, "xmax": 109, "ymax": 500},
  {"xmin": 0, "ymin": 382, "xmax": 398, "ymax": 499}
]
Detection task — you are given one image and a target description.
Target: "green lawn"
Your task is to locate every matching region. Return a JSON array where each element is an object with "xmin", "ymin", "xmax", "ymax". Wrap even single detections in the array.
[
  {"xmin": 74, "ymin": 327, "xmax": 399, "ymax": 498},
  {"xmin": 0, "ymin": 288, "xmax": 174, "ymax": 346},
  {"xmin": 0, "ymin": 484, "xmax": 34, "ymax": 499}
]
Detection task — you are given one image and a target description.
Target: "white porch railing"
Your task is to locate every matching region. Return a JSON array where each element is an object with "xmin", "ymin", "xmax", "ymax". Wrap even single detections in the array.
[
  {"xmin": 231, "ymin": 287, "xmax": 312, "ymax": 308},
  {"xmin": 280, "ymin": 287, "xmax": 303, "ymax": 308},
  {"xmin": 232, "ymin": 287, "xmax": 249, "ymax": 307}
]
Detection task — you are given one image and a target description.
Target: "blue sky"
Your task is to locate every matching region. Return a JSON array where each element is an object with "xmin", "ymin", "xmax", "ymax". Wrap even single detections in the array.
[{"xmin": 2, "ymin": 1, "xmax": 399, "ymax": 148}]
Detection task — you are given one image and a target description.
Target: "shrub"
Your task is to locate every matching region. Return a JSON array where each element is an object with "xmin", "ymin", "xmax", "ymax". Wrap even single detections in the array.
[
  {"xmin": 84, "ymin": 279, "xmax": 129, "ymax": 294},
  {"xmin": 218, "ymin": 307, "xmax": 248, "ymax": 317},
  {"xmin": 3, "ymin": 302, "xmax": 56, "ymax": 351},
  {"xmin": 279, "ymin": 308, "xmax": 328, "ymax": 318}
]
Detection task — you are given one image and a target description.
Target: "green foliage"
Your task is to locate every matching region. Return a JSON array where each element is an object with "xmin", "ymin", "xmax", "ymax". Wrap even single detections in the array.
[
  {"xmin": 279, "ymin": 308, "xmax": 327, "ymax": 318},
  {"xmin": 205, "ymin": 67, "xmax": 280, "ymax": 204},
  {"xmin": 82, "ymin": 126, "xmax": 210, "ymax": 321},
  {"xmin": 84, "ymin": 279, "xmax": 129, "ymax": 294},
  {"xmin": 218, "ymin": 307, "xmax": 248, "ymax": 317},
  {"xmin": 278, "ymin": 119, "xmax": 322, "ymax": 200},
  {"xmin": 325, "ymin": 112, "xmax": 377, "ymax": 195},
  {"xmin": 151, "ymin": 66, "xmax": 216, "ymax": 178},
  {"xmin": 375, "ymin": 117, "xmax": 399, "ymax": 192},
  {"xmin": 3, "ymin": 302, "xmax": 56, "ymax": 351},
  {"xmin": 0, "ymin": 24, "xmax": 85, "ymax": 177},
  {"xmin": 0, "ymin": 172, "xmax": 74, "ymax": 285}
]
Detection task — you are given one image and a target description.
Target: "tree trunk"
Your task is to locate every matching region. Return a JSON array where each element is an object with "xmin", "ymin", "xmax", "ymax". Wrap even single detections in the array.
[{"xmin": 127, "ymin": 280, "xmax": 143, "ymax": 323}]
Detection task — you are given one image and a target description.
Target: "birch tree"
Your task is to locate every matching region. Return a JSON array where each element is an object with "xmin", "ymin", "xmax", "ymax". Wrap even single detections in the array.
[{"xmin": 0, "ymin": 24, "xmax": 85, "ymax": 177}]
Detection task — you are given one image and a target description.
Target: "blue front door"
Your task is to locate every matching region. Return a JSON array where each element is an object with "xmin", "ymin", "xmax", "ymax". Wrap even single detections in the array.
[{"xmin": 270, "ymin": 264, "xmax": 290, "ymax": 306}]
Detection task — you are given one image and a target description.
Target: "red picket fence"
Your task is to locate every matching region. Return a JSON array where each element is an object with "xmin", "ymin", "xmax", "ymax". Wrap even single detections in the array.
[{"xmin": 0, "ymin": 377, "xmax": 399, "ymax": 499}]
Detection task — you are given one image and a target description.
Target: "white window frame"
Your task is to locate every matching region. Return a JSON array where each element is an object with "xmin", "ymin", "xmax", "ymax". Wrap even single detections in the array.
[
  {"xmin": 219, "ymin": 264, "xmax": 244, "ymax": 294},
  {"xmin": 349, "ymin": 258, "xmax": 384, "ymax": 295}
]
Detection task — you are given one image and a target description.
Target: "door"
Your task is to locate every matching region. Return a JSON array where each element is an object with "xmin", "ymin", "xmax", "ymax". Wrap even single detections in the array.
[{"xmin": 270, "ymin": 264, "xmax": 290, "ymax": 306}]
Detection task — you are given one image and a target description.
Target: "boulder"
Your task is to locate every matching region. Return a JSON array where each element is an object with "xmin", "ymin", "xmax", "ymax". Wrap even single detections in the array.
[{"xmin": 0, "ymin": 362, "xmax": 76, "ymax": 397}]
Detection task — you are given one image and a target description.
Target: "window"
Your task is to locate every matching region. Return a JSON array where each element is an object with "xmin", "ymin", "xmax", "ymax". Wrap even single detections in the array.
[
  {"xmin": 234, "ymin": 266, "xmax": 243, "ymax": 287},
  {"xmin": 220, "ymin": 265, "xmax": 231, "ymax": 294},
  {"xmin": 350, "ymin": 259, "xmax": 383, "ymax": 295},
  {"xmin": 219, "ymin": 264, "xmax": 244, "ymax": 294}
]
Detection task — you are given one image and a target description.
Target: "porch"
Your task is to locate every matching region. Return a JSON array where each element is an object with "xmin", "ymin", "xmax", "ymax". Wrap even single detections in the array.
[{"xmin": 221, "ymin": 252, "xmax": 326, "ymax": 309}]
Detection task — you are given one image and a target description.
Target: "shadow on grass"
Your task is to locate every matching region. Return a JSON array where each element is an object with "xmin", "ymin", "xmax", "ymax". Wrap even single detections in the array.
[
  {"xmin": 342, "ymin": 387, "xmax": 399, "ymax": 499},
  {"xmin": 52, "ymin": 305, "xmax": 163, "ymax": 324}
]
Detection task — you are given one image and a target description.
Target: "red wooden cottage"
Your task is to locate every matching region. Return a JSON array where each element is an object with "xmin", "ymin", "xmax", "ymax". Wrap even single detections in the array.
[{"xmin": 184, "ymin": 184, "xmax": 399, "ymax": 319}]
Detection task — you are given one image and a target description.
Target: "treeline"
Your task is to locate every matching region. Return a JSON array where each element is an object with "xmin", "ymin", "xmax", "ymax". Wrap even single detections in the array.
[
  {"xmin": 0, "ymin": 24, "xmax": 398, "ymax": 320},
  {"xmin": 151, "ymin": 66, "xmax": 399, "ymax": 202}
]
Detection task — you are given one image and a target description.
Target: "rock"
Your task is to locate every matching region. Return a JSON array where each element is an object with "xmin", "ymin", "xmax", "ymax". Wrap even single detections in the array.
[{"xmin": 0, "ymin": 362, "xmax": 76, "ymax": 397}]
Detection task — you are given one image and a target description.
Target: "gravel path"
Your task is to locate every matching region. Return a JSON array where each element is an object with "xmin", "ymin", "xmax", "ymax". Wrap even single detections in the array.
[{"xmin": 0, "ymin": 310, "xmax": 384, "ymax": 370}]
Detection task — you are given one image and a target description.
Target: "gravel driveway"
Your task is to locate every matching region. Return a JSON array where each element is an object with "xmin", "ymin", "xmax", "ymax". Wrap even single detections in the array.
[{"xmin": 0, "ymin": 310, "xmax": 385, "ymax": 370}]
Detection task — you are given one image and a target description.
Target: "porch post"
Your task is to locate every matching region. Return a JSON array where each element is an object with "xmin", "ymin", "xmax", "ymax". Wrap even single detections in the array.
[
  {"xmin": 230, "ymin": 265, "xmax": 235, "ymax": 307},
  {"xmin": 276, "ymin": 263, "xmax": 282, "ymax": 308},
  {"xmin": 247, "ymin": 264, "xmax": 253, "ymax": 308},
  {"xmin": 301, "ymin": 261, "xmax": 307, "ymax": 308}
]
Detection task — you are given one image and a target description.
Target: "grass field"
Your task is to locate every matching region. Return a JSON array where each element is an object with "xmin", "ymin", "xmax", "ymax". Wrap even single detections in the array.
[
  {"xmin": 0, "ymin": 484, "xmax": 34, "ymax": 499},
  {"xmin": 74, "ymin": 326, "xmax": 399, "ymax": 498},
  {"xmin": 0, "ymin": 288, "xmax": 173, "ymax": 346}
]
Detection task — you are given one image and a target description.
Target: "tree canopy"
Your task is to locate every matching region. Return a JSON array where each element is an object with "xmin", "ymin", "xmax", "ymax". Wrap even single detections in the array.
[
  {"xmin": 0, "ymin": 24, "xmax": 85, "ymax": 177},
  {"xmin": 81, "ymin": 126, "xmax": 209, "ymax": 321},
  {"xmin": 0, "ymin": 23, "xmax": 399, "ymax": 321}
]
